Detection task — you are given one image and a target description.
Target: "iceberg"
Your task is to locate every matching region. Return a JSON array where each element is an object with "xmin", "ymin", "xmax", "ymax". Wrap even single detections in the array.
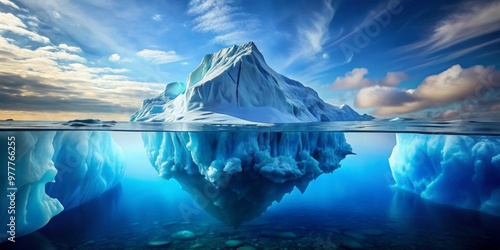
[
  {"xmin": 0, "ymin": 131, "xmax": 124, "ymax": 241},
  {"xmin": 133, "ymin": 42, "xmax": 368, "ymax": 226},
  {"xmin": 389, "ymin": 134, "xmax": 500, "ymax": 216},
  {"xmin": 0, "ymin": 132, "xmax": 62, "ymax": 239},
  {"xmin": 46, "ymin": 131, "xmax": 125, "ymax": 210},
  {"xmin": 131, "ymin": 42, "xmax": 372, "ymax": 123}
]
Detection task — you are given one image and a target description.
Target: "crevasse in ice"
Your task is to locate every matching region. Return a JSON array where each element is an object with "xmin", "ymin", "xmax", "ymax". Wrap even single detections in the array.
[
  {"xmin": 0, "ymin": 131, "xmax": 124, "ymax": 241},
  {"xmin": 389, "ymin": 134, "xmax": 500, "ymax": 216}
]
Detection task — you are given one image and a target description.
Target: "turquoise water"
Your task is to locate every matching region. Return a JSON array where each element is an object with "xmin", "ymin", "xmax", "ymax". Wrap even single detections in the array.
[{"xmin": 1, "ymin": 123, "xmax": 500, "ymax": 249}]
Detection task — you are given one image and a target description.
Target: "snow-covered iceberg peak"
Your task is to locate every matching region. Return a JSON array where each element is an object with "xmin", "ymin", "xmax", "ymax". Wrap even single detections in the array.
[
  {"xmin": 132, "ymin": 42, "xmax": 372, "ymax": 123},
  {"xmin": 186, "ymin": 41, "xmax": 264, "ymax": 89}
]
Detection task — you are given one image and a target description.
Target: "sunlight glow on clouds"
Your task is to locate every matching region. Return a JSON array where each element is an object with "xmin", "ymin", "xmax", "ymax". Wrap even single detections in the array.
[{"xmin": 355, "ymin": 65, "xmax": 500, "ymax": 119}]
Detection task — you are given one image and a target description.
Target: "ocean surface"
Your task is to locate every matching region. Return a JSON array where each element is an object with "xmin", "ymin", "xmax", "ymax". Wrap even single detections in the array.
[{"xmin": 1, "ymin": 120, "xmax": 500, "ymax": 250}]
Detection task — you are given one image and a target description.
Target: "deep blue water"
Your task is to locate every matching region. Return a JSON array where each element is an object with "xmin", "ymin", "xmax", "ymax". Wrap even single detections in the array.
[{"xmin": 1, "ymin": 131, "xmax": 500, "ymax": 249}]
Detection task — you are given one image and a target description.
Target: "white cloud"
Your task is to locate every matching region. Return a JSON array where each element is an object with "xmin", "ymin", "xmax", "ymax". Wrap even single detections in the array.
[
  {"xmin": 58, "ymin": 44, "xmax": 82, "ymax": 53},
  {"xmin": 136, "ymin": 49, "xmax": 182, "ymax": 64},
  {"xmin": 298, "ymin": 0, "xmax": 334, "ymax": 54},
  {"xmin": 152, "ymin": 14, "xmax": 162, "ymax": 21},
  {"xmin": 0, "ymin": 12, "xmax": 50, "ymax": 43},
  {"xmin": 286, "ymin": 0, "xmax": 334, "ymax": 65},
  {"xmin": 181, "ymin": 61, "xmax": 189, "ymax": 65},
  {"xmin": 331, "ymin": 68, "xmax": 374, "ymax": 90},
  {"xmin": 52, "ymin": 10, "xmax": 61, "ymax": 19},
  {"xmin": 354, "ymin": 64, "xmax": 500, "ymax": 118},
  {"xmin": 35, "ymin": 45, "xmax": 86, "ymax": 62},
  {"xmin": 188, "ymin": 0, "xmax": 259, "ymax": 44},
  {"xmin": 380, "ymin": 71, "xmax": 409, "ymax": 86},
  {"xmin": 101, "ymin": 74, "xmax": 129, "ymax": 81},
  {"xmin": 331, "ymin": 68, "xmax": 409, "ymax": 90},
  {"xmin": 0, "ymin": 0, "xmax": 20, "ymax": 10},
  {"xmin": 109, "ymin": 53, "xmax": 121, "ymax": 62}
]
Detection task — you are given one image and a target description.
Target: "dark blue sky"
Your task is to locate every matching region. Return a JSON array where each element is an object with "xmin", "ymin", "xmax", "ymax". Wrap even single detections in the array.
[{"xmin": 0, "ymin": 0, "xmax": 499, "ymax": 120}]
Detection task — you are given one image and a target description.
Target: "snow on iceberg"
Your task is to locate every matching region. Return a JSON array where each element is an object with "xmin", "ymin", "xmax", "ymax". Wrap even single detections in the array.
[
  {"xmin": 131, "ymin": 42, "xmax": 372, "ymax": 123},
  {"xmin": 389, "ymin": 134, "xmax": 500, "ymax": 216},
  {"xmin": 0, "ymin": 131, "xmax": 124, "ymax": 241},
  {"xmin": 133, "ymin": 42, "xmax": 367, "ymax": 226}
]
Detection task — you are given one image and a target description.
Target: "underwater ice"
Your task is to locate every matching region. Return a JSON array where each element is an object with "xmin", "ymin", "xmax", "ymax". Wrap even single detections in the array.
[
  {"xmin": 142, "ymin": 131, "xmax": 352, "ymax": 226},
  {"xmin": 133, "ymin": 42, "xmax": 367, "ymax": 226},
  {"xmin": 0, "ymin": 131, "xmax": 124, "ymax": 241},
  {"xmin": 389, "ymin": 134, "xmax": 500, "ymax": 216}
]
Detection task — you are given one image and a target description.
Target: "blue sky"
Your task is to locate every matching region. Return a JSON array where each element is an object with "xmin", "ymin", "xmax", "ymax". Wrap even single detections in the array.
[{"xmin": 0, "ymin": 0, "xmax": 499, "ymax": 120}]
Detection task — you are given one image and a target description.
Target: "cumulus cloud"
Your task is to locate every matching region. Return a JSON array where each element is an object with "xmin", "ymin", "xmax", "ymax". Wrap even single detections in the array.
[
  {"xmin": 331, "ymin": 68, "xmax": 374, "ymax": 90},
  {"xmin": 109, "ymin": 53, "xmax": 120, "ymax": 62},
  {"xmin": 0, "ymin": 12, "xmax": 50, "ymax": 43},
  {"xmin": 136, "ymin": 49, "xmax": 182, "ymax": 64},
  {"xmin": 331, "ymin": 68, "xmax": 408, "ymax": 90},
  {"xmin": 413, "ymin": 65, "xmax": 496, "ymax": 102},
  {"xmin": 355, "ymin": 85, "xmax": 415, "ymax": 108},
  {"xmin": 355, "ymin": 64, "xmax": 500, "ymax": 119},
  {"xmin": 380, "ymin": 72, "xmax": 409, "ymax": 86},
  {"xmin": 58, "ymin": 44, "xmax": 82, "ymax": 53}
]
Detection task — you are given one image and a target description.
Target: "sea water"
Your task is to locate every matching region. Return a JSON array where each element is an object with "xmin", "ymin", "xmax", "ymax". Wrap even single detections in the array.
[{"xmin": 1, "ymin": 120, "xmax": 499, "ymax": 249}]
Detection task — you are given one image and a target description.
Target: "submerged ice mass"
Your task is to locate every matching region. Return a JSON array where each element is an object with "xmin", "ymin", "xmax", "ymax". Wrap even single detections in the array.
[
  {"xmin": 46, "ymin": 131, "xmax": 125, "ymax": 210},
  {"xmin": 133, "ymin": 42, "xmax": 367, "ymax": 226},
  {"xmin": 0, "ymin": 131, "xmax": 124, "ymax": 241},
  {"xmin": 389, "ymin": 134, "xmax": 500, "ymax": 216},
  {"xmin": 0, "ymin": 132, "xmax": 61, "ymax": 239},
  {"xmin": 142, "ymin": 131, "xmax": 352, "ymax": 226}
]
